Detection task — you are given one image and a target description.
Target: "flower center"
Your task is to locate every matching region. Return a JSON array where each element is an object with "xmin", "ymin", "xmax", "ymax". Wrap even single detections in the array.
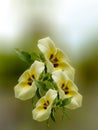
[
  {"xmin": 49, "ymin": 54, "xmax": 59, "ymax": 68},
  {"xmin": 27, "ymin": 74, "xmax": 35, "ymax": 86},
  {"xmin": 61, "ymin": 83, "xmax": 69, "ymax": 95},
  {"xmin": 43, "ymin": 100, "xmax": 50, "ymax": 110}
]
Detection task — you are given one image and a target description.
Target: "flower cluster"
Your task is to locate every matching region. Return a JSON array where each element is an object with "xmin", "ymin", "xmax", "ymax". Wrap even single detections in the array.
[{"xmin": 14, "ymin": 37, "xmax": 82, "ymax": 122}]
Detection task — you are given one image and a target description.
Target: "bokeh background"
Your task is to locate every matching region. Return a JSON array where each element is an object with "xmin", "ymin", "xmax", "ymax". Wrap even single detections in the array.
[{"xmin": 0, "ymin": 0, "xmax": 98, "ymax": 130}]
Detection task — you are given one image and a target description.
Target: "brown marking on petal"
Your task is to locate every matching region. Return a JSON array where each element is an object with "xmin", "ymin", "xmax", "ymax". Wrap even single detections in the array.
[
  {"xmin": 28, "ymin": 77, "xmax": 32, "ymax": 81},
  {"xmin": 61, "ymin": 83, "xmax": 65, "ymax": 89},
  {"xmin": 53, "ymin": 57, "xmax": 58, "ymax": 62},
  {"xmin": 65, "ymin": 86, "xmax": 69, "ymax": 90},
  {"xmin": 28, "ymin": 77, "xmax": 33, "ymax": 86},
  {"xmin": 43, "ymin": 100, "xmax": 50, "ymax": 110},
  {"xmin": 49, "ymin": 54, "xmax": 54, "ymax": 60},
  {"xmin": 32, "ymin": 74, "xmax": 35, "ymax": 79},
  {"xmin": 61, "ymin": 83, "xmax": 69, "ymax": 95},
  {"xmin": 53, "ymin": 63, "xmax": 59, "ymax": 68},
  {"xmin": 28, "ymin": 82, "xmax": 32, "ymax": 86},
  {"xmin": 65, "ymin": 91, "xmax": 69, "ymax": 94}
]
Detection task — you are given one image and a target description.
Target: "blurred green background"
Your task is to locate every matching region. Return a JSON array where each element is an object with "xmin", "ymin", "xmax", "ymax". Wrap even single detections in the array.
[{"xmin": 0, "ymin": 0, "xmax": 98, "ymax": 130}]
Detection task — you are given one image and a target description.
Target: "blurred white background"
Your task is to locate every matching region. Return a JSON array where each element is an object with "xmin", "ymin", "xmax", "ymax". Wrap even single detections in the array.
[{"xmin": 0, "ymin": 0, "xmax": 98, "ymax": 55}]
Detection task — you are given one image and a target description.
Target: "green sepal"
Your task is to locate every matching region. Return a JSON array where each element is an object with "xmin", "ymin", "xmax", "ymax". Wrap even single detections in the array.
[
  {"xmin": 39, "ymin": 52, "xmax": 46, "ymax": 62},
  {"xmin": 50, "ymin": 108, "xmax": 55, "ymax": 122},
  {"xmin": 36, "ymin": 88, "xmax": 41, "ymax": 98},
  {"xmin": 42, "ymin": 73, "xmax": 52, "ymax": 81},
  {"xmin": 60, "ymin": 97, "xmax": 72, "ymax": 107},
  {"xmin": 35, "ymin": 81, "xmax": 48, "ymax": 91},
  {"xmin": 44, "ymin": 81, "xmax": 54, "ymax": 89}
]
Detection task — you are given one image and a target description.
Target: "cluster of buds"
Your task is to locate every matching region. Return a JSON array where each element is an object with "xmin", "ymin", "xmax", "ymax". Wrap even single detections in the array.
[{"xmin": 14, "ymin": 37, "xmax": 82, "ymax": 122}]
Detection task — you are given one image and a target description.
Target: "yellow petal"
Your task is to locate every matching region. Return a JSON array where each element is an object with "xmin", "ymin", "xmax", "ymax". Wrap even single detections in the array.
[
  {"xmin": 53, "ymin": 61, "xmax": 75, "ymax": 81},
  {"xmin": 18, "ymin": 70, "xmax": 30, "ymax": 82},
  {"xmin": 55, "ymin": 48, "xmax": 70, "ymax": 62}
]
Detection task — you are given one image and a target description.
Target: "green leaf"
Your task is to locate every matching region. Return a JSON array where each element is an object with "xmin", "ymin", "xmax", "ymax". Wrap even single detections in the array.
[
  {"xmin": 39, "ymin": 52, "xmax": 46, "ymax": 62},
  {"xmin": 31, "ymin": 52, "xmax": 40, "ymax": 61},
  {"xmin": 42, "ymin": 73, "xmax": 51, "ymax": 81},
  {"xmin": 50, "ymin": 108, "xmax": 55, "ymax": 122},
  {"xmin": 56, "ymin": 99, "xmax": 62, "ymax": 106},
  {"xmin": 15, "ymin": 48, "xmax": 33, "ymax": 63},
  {"xmin": 61, "ymin": 97, "xmax": 72, "ymax": 107},
  {"xmin": 35, "ymin": 81, "xmax": 48, "ymax": 91},
  {"xmin": 36, "ymin": 88, "xmax": 41, "ymax": 98}
]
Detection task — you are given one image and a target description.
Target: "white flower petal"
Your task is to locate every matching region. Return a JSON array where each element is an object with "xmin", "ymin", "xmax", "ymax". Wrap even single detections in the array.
[
  {"xmin": 45, "ymin": 58, "xmax": 54, "ymax": 72},
  {"xmin": 38, "ymin": 37, "xmax": 56, "ymax": 59},
  {"xmin": 32, "ymin": 89, "xmax": 57, "ymax": 121},
  {"xmin": 29, "ymin": 60, "xmax": 44, "ymax": 79},
  {"xmin": 65, "ymin": 92, "xmax": 83, "ymax": 109},
  {"xmin": 18, "ymin": 70, "xmax": 30, "ymax": 82},
  {"xmin": 52, "ymin": 70, "xmax": 68, "ymax": 87},
  {"xmin": 56, "ymin": 48, "xmax": 70, "ymax": 62},
  {"xmin": 52, "ymin": 70, "xmax": 78, "ymax": 99},
  {"xmin": 63, "ymin": 61, "xmax": 75, "ymax": 81},
  {"xmin": 14, "ymin": 82, "xmax": 37, "ymax": 100},
  {"xmin": 32, "ymin": 105, "xmax": 51, "ymax": 122}
]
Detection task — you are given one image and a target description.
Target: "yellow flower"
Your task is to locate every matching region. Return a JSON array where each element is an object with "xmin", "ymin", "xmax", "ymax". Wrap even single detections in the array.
[
  {"xmin": 32, "ymin": 89, "xmax": 57, "ymax": 122},
  {"xmin": 52, "ymin": 70, "xmax": 82, "ymax": 109},
  {"xmin": 38, "ymin": 37, "xmax": 75, "ymax": 80},
  {"xmin": 14, "ymin": 61, "xmax": 44, "ymax": 100}
]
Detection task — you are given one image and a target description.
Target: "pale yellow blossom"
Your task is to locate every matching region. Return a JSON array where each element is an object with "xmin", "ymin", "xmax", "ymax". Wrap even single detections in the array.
[
  {"xmin": 38, "ymin": 37, "xmax": 75, "ymax": 80},
  {"xmin": 52, "ymin": 70, "xmax": 82, "ymax": 109},
  {"xmin": 32, "ymin": 89, "xmax": 57, "ymax": 121},
  {"xmin": 14, "ymin": 61, "xmax": 44, "ymax": 100}
]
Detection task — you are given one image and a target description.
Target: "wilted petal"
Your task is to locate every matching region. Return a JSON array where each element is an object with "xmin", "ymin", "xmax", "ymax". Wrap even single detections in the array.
[{"xmin": 32, "ymin": 89, "xmax": 57, "ymax": 121}]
